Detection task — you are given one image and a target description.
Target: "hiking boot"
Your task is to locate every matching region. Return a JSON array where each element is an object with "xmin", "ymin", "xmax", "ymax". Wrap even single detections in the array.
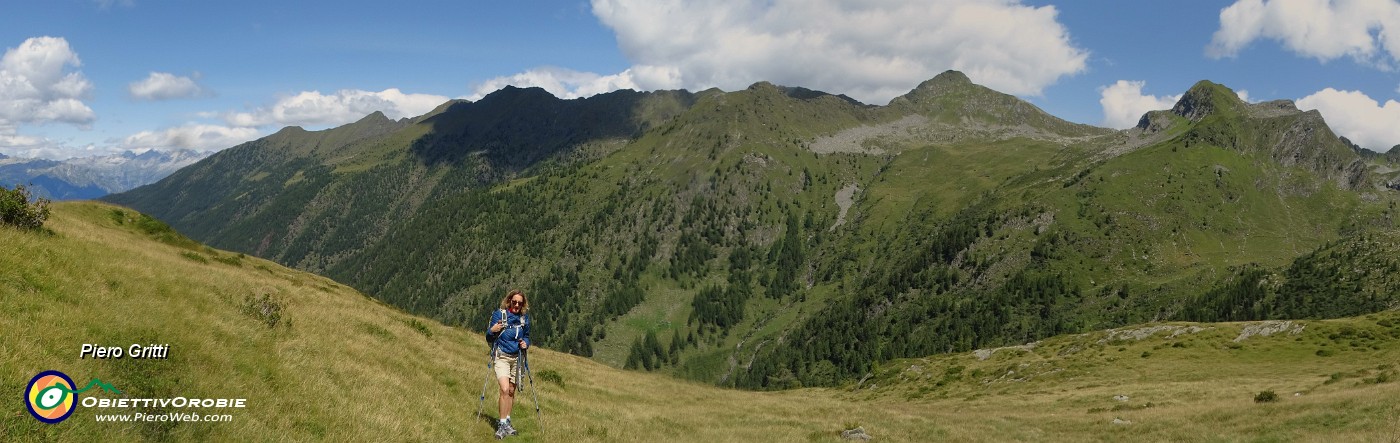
[
  {"xmin": 495, "ymin": 425, "xmax": 508, "ymax": 440},
  {"xmin": 501, "ymin": 419, "xmax": 518, "ymax": 436}
]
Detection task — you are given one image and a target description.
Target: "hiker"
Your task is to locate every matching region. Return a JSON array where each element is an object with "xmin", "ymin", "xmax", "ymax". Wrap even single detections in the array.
[{"xmin": 486, "ymin": 289, "xmax": 531, "ymax": 439}]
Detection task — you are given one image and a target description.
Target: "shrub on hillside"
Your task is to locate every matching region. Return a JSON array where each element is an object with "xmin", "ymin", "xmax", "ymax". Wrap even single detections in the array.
[
  {"xmin": 242, "ymin": 292, "xmax": 286, "ymax": 328},
  {"xmin": 0, "ymin": 184, "xmax": 51, "ymax": 230},
  {"xmin": 537, "ymin": 369, "xmax": 564, "ymax": 388},
  {"xmin": 1254, "ymin": 390, "xmax": 1279, "ymax": 403}
]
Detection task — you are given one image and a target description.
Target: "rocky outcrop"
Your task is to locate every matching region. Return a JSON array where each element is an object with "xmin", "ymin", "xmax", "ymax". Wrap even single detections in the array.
[
  {"xmin": 1157, "ymin": 80, "xmax": 1370, "ymax": 190},
  {"xmin": 889, "ymin": 70, "xmax": 1109, "ymax": 138},
  {"xmin": 1171, "ymin": 81, "xmax": 1242, "ymax": 122}
]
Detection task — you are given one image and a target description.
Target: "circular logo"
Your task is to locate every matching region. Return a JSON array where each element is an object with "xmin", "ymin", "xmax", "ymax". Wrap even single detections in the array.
[{"xmin": 26, "ymin": 370, "xmax": 77, "ymax": 424}]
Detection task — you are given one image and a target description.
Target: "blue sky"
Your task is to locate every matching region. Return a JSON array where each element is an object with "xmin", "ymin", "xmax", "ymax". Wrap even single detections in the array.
[{"xmin": 3, "ymin": 0, "xmax": 1400, "ymax": 160}]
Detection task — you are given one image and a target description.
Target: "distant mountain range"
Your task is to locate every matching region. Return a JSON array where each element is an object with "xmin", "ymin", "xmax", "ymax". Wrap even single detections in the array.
[
  {"xmin": 106, "ymin": 71, "xmax": 1400, "ymax": 390},
  {"xmin": 0, "ymin": 149, "xmax": 211, "ymax": 200}
]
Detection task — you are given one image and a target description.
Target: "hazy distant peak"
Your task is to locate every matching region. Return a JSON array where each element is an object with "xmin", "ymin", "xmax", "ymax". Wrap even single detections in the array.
[{"xmin": 1, "ymin": 148, "xmax": 212, "ymax": 199}]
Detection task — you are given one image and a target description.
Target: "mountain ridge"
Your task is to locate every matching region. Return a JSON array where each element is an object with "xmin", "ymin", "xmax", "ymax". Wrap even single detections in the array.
[{"xmin": 104, "ymin": 71, "xmax": 1400, "ymax": 390}]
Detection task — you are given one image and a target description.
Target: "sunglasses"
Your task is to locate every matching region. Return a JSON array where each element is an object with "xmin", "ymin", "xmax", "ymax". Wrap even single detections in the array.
[{"xmin": 509, "ymin": 300, "xmax": 524, "ymax": 306}]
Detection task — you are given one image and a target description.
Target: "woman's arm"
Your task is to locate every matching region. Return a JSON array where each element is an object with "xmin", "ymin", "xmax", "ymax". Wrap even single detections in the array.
[{"xmin": 485, "ymin": 310, "xmax": 502, "ymax": 341}]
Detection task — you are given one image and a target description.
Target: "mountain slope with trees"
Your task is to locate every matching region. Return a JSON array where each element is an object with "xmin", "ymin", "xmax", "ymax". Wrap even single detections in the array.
[
  {"xmin": 6, "ymin": 201, "xmax": 1398, "ymax": 441},
  {"xmin": 107, "ymin": 72, "xmax": 1400, "ymax": 389}
]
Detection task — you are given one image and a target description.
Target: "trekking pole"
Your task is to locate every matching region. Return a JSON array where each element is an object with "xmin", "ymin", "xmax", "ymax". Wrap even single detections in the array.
[
  {"xmin": 475, "ymin": 340, "xmax": 500, "ymax": 422},
  {"xmin": 522, "ymin": 347, "xmax": 544, "ymax": 431}
]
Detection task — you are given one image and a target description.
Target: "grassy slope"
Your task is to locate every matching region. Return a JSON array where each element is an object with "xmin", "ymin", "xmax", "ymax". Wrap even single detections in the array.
[
  {"xmin": 861, "ymin": 315, "xmax": 1400, "ymax": 441},
  {"xmin": 4, "ymin": 202, "xmax": 1399, "ymax": 442}
]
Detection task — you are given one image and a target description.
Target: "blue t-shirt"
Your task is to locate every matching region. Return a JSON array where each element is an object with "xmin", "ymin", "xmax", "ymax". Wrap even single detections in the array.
[{"xmin": 485, "ymin": 309, "xmax": 531, "ymax": 355}]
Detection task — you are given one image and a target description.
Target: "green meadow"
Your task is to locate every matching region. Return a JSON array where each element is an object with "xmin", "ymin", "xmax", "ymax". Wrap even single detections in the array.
[{"xmin": 3, "ymin": 202, "xmax": 1398, "ymax": 441}]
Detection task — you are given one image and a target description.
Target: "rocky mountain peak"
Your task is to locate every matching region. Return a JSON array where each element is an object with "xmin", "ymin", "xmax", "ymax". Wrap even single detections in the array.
[
  {"xmin": 919, "ymin": 70, "xmax": 972, "ymax": 89},
  {"xmin": 478, "ymin": 85, "xmax": 557, "ymax": 105},
  {"xmin": 888, "ymin": 70, "xmax": 977, "ymax": 104},
  {"xmin": 1172, "ymin": 80, "xmax": 1244, "ymax": 122},
  {"xmin": 358, "ymin": 110, "xmax": 390, "ymax": 124},
  {"xmin": 745, "ymin": 81, "xmax": 780, "ymax": 92}
]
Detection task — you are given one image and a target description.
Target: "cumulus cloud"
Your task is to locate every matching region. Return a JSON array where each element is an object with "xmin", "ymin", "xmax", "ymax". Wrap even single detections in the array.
[
  {"xmin": 1208, "ymin": 0, "xmax": 1400, "ymax": 68},
  {"xmin": 1297, "ymin": 88, "xmax": 1400, "ymax": 152},
  {"xmin": 0, "ymin": 131, "xmax": 45, "ymax": 149},
  {"xmin": 0, "ymin": 126, "xmax": 80, "ymax": 160},
  {"xmin": 0, "ymin": 36, "xmax": 96, "ymax": 128},
  {"xmin": 467, "ymin": 67, "xmax": 642, "ymax": 100},
  {"xmin": 88, "ymin": 86, "xmax": 448, "ymax": 159},
  {"xmin": 120, "ymin": 124, "xmax": 261, "ymax": 151},
  {"xmin": 129, "ymin": 72, "xmax": 207, "ymax": 100},
  {"xmin": 224, "ymin": 88, "xmax": 448, "ymax": 128},
  {"xmin": 478, "ymin": 0, "xmax": 1088, "ymax": 105},
  {"xmin": 1098, "ymin": 80, "xmax": 1182, "ymax": 129},
  {"xmin": 1236, "ymin": 89, "xmax": 1253, "ymax": 103}
]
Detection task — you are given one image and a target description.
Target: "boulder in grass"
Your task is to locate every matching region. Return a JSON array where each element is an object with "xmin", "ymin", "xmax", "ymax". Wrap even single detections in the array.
[{"xmin": 842, "ymin": 426, "xmax": 872, "ymax": 441}]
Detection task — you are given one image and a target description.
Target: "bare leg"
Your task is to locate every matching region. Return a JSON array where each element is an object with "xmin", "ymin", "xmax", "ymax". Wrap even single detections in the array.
[{"xmin": 497, "ymin": 376, "xmax": 515, "ymax": 421}]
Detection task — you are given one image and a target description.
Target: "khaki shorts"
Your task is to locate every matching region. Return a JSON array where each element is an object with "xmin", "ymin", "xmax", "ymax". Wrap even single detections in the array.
[{"xmin": 493, "ymin": 353, "xmax": 520, "ymax": 384}]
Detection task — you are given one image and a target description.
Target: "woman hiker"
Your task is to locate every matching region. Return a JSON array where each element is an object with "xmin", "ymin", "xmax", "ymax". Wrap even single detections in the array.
[{"xmin": 486, "ymin": 289, "xmax": 531, "ymax": 439}]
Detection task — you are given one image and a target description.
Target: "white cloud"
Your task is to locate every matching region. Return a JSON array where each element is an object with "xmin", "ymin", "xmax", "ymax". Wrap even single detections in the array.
[
  {"xmin": 0, "ymin": 36, "xmax": 96, "ymax": 128},
  {"xmin": 1208, "ymin": 0, "xmax": 1400, "ymax": 68},
  {"xmin": 3, "ymin": 123, "xmax": 259, "ymax": 160},
  {"xmin": 1236, "ymin": 89, "xmax": 1252, "ymax": 103},
  {"xmin": 0, "ymin": 132, "xmax": 44, "ymax": 149},
  {"xmin": 0, "ymin": 126, "xmax": 76, "ymax": 160},
  {"xmin": 467, "ymin": 67, "xmax": 642, "ymax": 100},
  {"xmin": 129, "ymin": 72, "xmax": 207, "ymax": 100},
  {"xmin": 479, "ymin": 0, "xmax": 1088, "ymax": 105},
  {"xmin": 1297, "ymin": 87, "xmax": 1400, "ymax": 152},
  {"xmin": 225, "ymin": 88, "xmax": 448, "ymax": 128},
  {"xmin": 1098, "ymin": 80, "xmax": 1182, "ymax": 129},
  {"xmin": 121, "ymin": 124, "xmax": 261, "ymax": 151}
]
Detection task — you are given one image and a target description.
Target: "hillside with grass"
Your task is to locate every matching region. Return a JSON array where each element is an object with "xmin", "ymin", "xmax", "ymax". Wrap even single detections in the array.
[
  {"xmin": 3, "ymin": 202, "xmax": 1399, "ymax": 442},
  {"xmin": 105, "ymin": 72, "xmax": 1400, "ymax": 391}
]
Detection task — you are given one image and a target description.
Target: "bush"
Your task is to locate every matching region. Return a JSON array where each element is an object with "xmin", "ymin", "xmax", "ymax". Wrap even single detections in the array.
[
  {"xmin": 242, "ymin": 292, "xmax": 286, "ymax": 328},
  {"xmin": 213, "ymin": 254, "xmax": 243, "ymax": 267},
  {"xmin": 0, "ymin": 184, "xmax": 51, "ymax": 230},
  {"xmin": 180, "ymin": 251, "xmax": 209, "ymax": 264},
  {"xmin": 403, "ymin": 318, "xmax": 433, "ymax": 337},
  {"xmin": 536, "ymin": 369, "xmax": 564, "ymax": 388},
  {"xmin": 1254, "ymin": 390, "xmax": 1279, "ymax": 403}
]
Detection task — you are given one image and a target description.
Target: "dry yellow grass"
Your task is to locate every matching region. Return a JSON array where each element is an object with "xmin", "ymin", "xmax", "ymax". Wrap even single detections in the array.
[{"xmin": 2, "ymin": 201, "xmax": 1398, "ymax": 442}]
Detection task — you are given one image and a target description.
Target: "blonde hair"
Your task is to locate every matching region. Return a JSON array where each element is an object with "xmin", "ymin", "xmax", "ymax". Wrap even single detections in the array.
[{"xmin": 499, "ymin": 289, "xmax": 529, "ymax": 314}]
